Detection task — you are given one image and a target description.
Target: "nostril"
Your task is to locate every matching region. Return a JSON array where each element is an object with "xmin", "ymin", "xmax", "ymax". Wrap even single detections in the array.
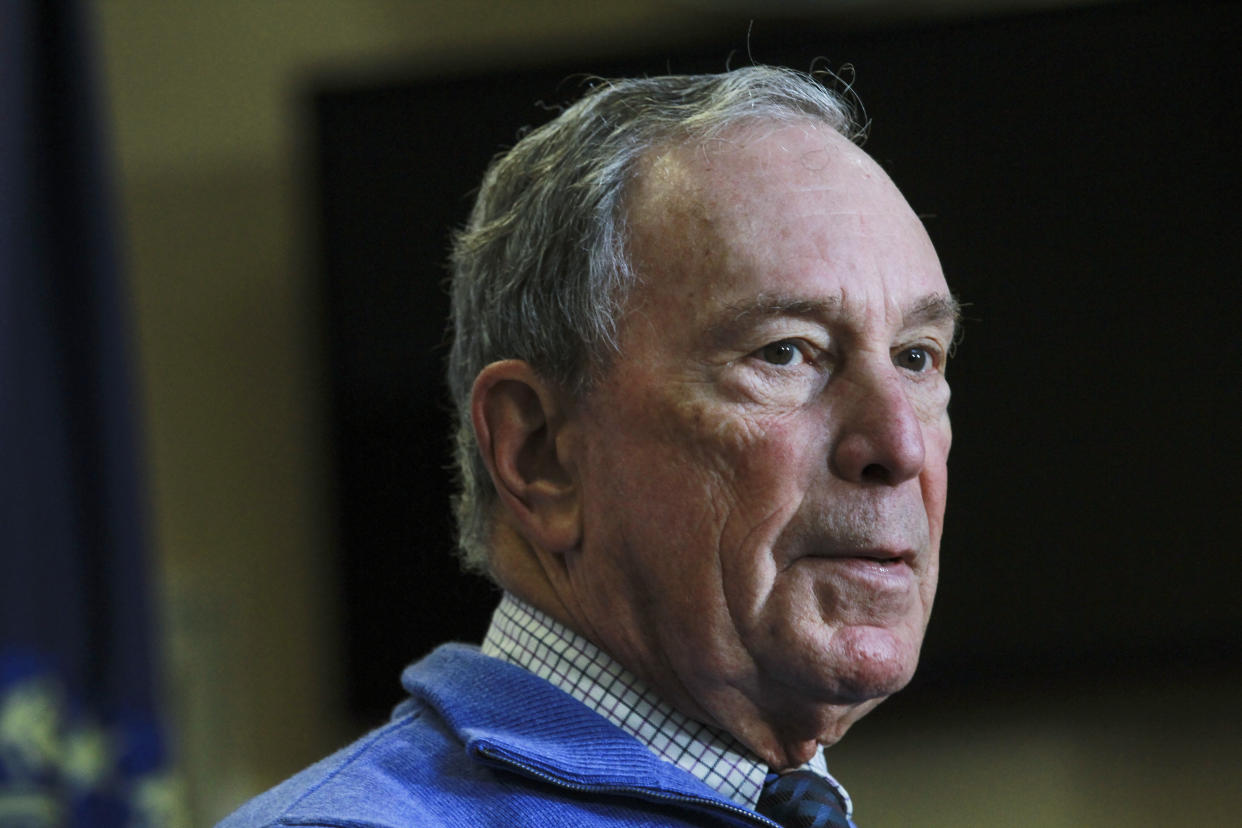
[{"xmin": 860, "ymin": 463, "xmax": 891, "ymax": 484}]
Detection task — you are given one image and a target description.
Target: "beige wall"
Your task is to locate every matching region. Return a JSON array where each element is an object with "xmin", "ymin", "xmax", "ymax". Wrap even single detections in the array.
[{"xmin": 96, "ymin": 2, "xmax": 1239, "ymax": 825}]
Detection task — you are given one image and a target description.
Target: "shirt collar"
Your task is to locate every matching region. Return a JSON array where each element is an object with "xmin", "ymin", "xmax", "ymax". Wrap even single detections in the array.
[{"xmin": 482, "ymin": 592, "xmax": 848, "ymax": 816}]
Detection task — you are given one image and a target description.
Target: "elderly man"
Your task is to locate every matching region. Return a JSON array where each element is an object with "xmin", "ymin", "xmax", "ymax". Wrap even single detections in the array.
[{"xmin": 222, "ymin": 65, "xmax": 958, "ymax": 828}]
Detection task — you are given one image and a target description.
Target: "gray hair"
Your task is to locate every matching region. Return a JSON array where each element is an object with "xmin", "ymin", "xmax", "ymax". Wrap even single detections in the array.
[{"xmin": 447, "ymin": 65, "xmax": 863, "ymax": 575}]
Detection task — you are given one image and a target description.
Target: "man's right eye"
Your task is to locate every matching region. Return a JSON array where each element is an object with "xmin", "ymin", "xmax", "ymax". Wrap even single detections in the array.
[{"xmin": 757, "ymin": 340, "xmax": 804, "ymax": 366}]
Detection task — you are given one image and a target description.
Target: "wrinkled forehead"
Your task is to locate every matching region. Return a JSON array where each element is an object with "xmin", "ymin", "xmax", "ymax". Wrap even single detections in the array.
[
  {"xmin": 622, "ymin": 120, "xmax": 945, "ymax": 315},
  {"xmin": 630, "ymin": 119, "xmax": 865, "ymax": 217}
]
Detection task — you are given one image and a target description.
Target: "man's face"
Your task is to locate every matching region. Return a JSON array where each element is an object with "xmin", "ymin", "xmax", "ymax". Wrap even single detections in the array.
[{"xmin": 561, "ymin": 121, "xmax": 955, "ymax": 762}]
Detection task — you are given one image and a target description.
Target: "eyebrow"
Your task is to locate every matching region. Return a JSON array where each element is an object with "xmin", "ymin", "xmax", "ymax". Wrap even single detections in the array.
[
  {"xmin": 906, "ymin": 293, "xmax": 962, "ymax": 334},
  {"xmin": 705, "ymin": 294, "xmax": 840, "ymax": 347},
  {"xmin": 706, "ymin": 290, "xmax": 962, "ymax": 346}
]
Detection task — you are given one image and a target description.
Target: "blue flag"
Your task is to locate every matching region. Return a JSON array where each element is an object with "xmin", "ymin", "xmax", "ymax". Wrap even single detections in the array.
[{"xmin": 1, "ymin": 2, "xmax": 184, "ymax": 824}]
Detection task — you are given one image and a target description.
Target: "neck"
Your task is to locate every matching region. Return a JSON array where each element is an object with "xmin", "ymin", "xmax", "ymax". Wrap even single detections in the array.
[
  {"xmin": 488, "ymin": 521, "xmax": 598, "ymax": 641},
  {"xmin": 486, "ymin": 520, "xmax": 878, "ymax": 771}
]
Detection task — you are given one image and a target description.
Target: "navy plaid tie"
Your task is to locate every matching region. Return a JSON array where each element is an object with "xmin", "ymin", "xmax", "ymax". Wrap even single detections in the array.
[{"xmin": 756, "ymin": 770, "xmax": 856, "ymax": 828}]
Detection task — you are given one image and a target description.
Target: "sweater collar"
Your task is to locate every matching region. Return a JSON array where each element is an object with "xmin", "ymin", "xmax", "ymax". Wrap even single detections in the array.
[{"xmin": 401, "ymin": 644, "xmax": 758, "ymax": 806}]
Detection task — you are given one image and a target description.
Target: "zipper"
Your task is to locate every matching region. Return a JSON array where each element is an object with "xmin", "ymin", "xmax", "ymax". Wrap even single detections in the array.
[{"xmin": 473, "ymin": 742, "xmax": 782, "ymax": 827}]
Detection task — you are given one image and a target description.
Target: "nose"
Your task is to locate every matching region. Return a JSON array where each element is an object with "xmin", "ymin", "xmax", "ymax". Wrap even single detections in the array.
[{"xmin": 830, "ymin": 364, "xmax": 926, "ymax": 486}]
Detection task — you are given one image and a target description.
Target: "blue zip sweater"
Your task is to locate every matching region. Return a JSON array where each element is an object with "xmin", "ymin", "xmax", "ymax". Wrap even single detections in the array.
[{"xmin": 218, "ymin": 644, "xmax": 782, "ymax": 827}]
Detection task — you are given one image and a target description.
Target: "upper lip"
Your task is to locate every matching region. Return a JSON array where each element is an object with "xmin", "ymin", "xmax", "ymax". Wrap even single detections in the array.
[{"xmin": 812, "ymin": 546, "xmax": 914, "ymax": 565}]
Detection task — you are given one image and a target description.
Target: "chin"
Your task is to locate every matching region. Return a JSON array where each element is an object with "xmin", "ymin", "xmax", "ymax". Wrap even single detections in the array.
[{"xmin": 824, "ymin": 624, "xmax": 922, "ymax": 702}]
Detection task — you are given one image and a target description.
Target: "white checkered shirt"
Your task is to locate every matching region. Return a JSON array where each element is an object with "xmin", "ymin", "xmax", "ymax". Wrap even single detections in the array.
[{"xmin": 481, "ymin": 592, "xmax": 850, "ymax": 817}]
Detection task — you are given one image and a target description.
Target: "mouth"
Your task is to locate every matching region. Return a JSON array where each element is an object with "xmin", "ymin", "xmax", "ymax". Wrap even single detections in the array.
[
  {"xmin": 813, "ymin": 546, "xmax": 914, "ymax": 567},
  {"xmin": 855, "ymin": 552, "xmax": 904, "ymax": 565},
  {"xmin": 802, "ymin": 547, "xmax": 920, "ymax": 597},
  {"xmin": 797, "ymin": 546, "xmax": 920, "ymax": 585}
]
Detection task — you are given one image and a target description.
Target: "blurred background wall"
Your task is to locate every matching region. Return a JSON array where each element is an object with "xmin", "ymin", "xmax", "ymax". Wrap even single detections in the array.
[{"xmin": 92, "ymin": 1, "xmax": 1239, "ymax": 825}]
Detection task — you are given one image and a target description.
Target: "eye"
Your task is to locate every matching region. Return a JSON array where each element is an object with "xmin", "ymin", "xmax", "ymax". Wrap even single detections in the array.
[
  {"xmin": 894, "ymin": 346, "xmax": 934, "ymax": 373},
  {"xmin": 757, "ymin": 340, "xmax": 805, "ymax": 366}
]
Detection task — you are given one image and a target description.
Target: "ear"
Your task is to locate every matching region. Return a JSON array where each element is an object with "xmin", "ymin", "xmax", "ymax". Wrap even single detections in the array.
[{"xmin": 471, "ymin": 360, "xmax": 581, "ymax": 556}]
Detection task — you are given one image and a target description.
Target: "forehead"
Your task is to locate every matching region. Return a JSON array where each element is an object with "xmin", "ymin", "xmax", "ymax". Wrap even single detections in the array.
[{"xmin": 622, "ymin": 121, "xmax": 947, "ymax": 333}]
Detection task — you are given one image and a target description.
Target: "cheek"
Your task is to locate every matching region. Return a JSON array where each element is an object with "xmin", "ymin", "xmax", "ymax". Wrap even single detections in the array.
[
  {"xmin": 581, "ymin": 395, "xmax": 747, "ymax": 551},
  {"xmin": 923, "ymin": 416, "xmax": 952, "ymax": 516},
  {"xmin": 584, "ymin": 381, "xmax": 824, "ymax": 566},
  {"xmin": 688, "ymin": 407, "xmax": 817, "ymax": 525},
  {"xmin": 709, "ymin": 413, "xmax": 832, "ymax": 607},
  {"xmin": 669, "ymin": 393, "xmax": 765, "ymax": 460},
  {"xmin": 918, "ymin": 420, "xmax": 950, "ymax": 616},
  {"xmin": 911, "ymin": 377, "xmax": 952, "ymax": 425}
]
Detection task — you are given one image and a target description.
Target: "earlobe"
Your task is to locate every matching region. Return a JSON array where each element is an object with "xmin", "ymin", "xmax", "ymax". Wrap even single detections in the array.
[{"xmin": 471, "ymin": 360, "xmax": 582, "ymax": 556}]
